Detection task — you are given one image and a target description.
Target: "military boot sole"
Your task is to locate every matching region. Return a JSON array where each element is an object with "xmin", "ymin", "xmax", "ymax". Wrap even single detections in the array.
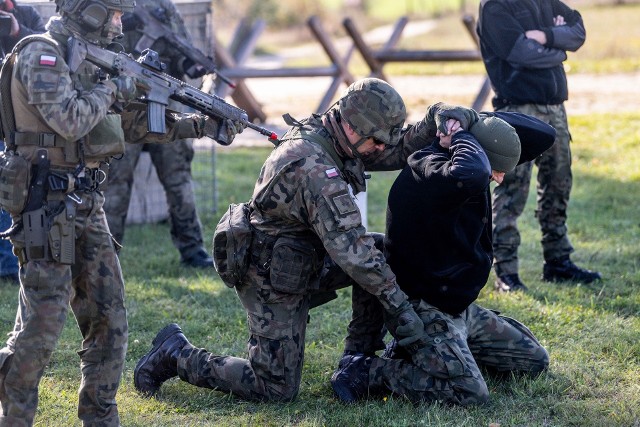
[{"xmin": 134, "ymin": 323, "xmax": 183, "ymax": 396}]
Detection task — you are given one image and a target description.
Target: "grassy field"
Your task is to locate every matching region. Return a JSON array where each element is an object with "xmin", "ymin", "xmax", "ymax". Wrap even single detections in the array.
[
  {"xmin": 0, "ymin": 1, "xmax": 638, "ymax": 425},
  {"xmin": 3, "ymin": 111, "xmax": 637, "ymax": 426}
]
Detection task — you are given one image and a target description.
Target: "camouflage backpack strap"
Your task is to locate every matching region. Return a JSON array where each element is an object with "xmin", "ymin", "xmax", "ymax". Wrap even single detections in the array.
[
  {"xmin": 300, "ymin": 129, "xmax": 344, "ymax": 171},
  {"xmin": 280, "ymin": 113, "xmax": 344, "ymax": 170},
  {"xmin": 0, "ymin": 35, "xmax": 63, "ymax": 149}
]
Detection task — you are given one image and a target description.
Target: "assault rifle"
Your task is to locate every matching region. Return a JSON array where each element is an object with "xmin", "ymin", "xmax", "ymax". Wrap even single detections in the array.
[
  {"xmin": 126, "ymin": 5, "xmax": 235, "ymax": 88},
  {"xmin": 67, "ymin": 37, "xmax": 278, "ymax": 143}
]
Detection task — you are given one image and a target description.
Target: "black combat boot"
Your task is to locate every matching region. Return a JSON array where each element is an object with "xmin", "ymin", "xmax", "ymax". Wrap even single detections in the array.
[
  {"xmin": 134, "ymin": 323, "xmax": 192, "ymax": 396},
  {"xmin": 494, "ymin": 274, "xmax": 529, "ymax": 292},
  {"xmin": 542, "ymin": 256, "xmax": 602, "ymax": 283},
  {"xmin": 181, "ymin": 248, "xmax": 214, "ymax": 268},
  {"xmin": 331, "ymin": 354, "xmax": 374, "ymax": 403}
]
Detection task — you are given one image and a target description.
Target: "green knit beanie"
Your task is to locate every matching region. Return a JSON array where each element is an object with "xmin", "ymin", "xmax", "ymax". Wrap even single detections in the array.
[{"xmin": 470, "ymin": 115, "xmax": 521, "ymax": 172}]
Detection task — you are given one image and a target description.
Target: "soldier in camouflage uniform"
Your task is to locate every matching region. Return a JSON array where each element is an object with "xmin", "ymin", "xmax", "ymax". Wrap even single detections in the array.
[
  {"xmin": 477, "ymin": 0, "xmax": 601, "ymax": 292},
  {"xmin": 331, "ymin": 113, "xmax": 550, "ymax": 405},
  {"xmin": 103, "ymin": 0, "xmax": 217, "ymax": 268},
  {"xmin": 133, "ymin": 79, "xmax": 482, "ymax": 402},
  {"xmin": 0, "ymin": 0, "xmax": 241, "ymax": 425}
]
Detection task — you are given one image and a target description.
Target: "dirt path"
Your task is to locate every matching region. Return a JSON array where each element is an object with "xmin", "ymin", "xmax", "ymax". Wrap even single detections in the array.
[{"xmin": 225, "ymin": 72, "xmax": 640, "ymax": 147}]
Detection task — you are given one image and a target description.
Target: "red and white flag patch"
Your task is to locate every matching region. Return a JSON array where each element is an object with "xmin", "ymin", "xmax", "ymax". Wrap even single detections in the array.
[
  {"xmin": 39, "ymin": 55, "xmax": 57, "ymax": 67},
  {"xmin": 325, "ymin": 168, "xmax": 339, "ymax": 178}
]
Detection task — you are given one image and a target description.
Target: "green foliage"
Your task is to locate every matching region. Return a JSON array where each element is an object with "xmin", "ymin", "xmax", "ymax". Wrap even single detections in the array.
[{"xmin": 2, "ymin": 115, "xmax": 639, "ymax": 425}]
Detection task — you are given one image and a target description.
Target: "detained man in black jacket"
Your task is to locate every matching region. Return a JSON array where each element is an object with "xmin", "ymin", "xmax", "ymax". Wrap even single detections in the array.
[{"xmin": 331, "ymin": 109, "xmax": 551, "ymax": 406}]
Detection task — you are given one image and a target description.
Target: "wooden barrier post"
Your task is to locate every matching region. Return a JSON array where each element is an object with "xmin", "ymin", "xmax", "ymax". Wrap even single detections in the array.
[
  {"xmin": 463, "ymin": 14, "xmax": 492, "ymax": 111},
  {"xmin": 343, "ymin": 15, "xmax": 490, "ymax": 110},
  {"xmin": 213, "ymin": 16, "xmax": 356, "ymax": 120}
]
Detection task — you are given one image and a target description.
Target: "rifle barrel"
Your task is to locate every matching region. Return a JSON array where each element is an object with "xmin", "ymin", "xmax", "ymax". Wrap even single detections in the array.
[{"xmin": 245, "ymin": 122, "xmax": 278, "ymax": 141}]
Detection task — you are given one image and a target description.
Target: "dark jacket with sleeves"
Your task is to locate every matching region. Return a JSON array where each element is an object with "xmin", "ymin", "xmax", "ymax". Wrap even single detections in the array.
[
  {"xmin": 1, "ymin": 4, "xmax": 45, "ymax": 56},
  {"xmin": 477, "ymin": 0, "xmax": 586, "ymax": 108},
  {"xmin": 384, "ymin": 131, "xmax": 493, "ymax": 315}
]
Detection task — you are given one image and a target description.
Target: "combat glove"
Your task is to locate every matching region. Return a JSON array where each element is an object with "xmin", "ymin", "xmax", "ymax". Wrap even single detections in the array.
[
  {"xmin": 426, "ymin": 102, "xmax": 479, "ymax": 135},
  {"xmin": 182, "ymin": 58, "xmax": 210, "ymax": 79},
  {"xmin": 392, "ymin": 301, "xmax": 425, "ymax": 347},
  {"xmin": 111, "ymin": 75, "xmax": 149, "ymax": 104},
  {"xmin": 377, "ymin": 286, "xmax": 425, "ymax": 347},
  {"xmin": 202, "ymin": 117, "xmax": 245, "ymax": 146}
]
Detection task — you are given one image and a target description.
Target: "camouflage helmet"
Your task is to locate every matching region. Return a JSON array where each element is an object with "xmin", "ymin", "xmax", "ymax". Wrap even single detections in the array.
[
  {"xmin": 55, "ymin": 0, "xmax": 135, "ymax": 43},
  {"xmin": 339, "ymin": 78, "xmax": 406, "ymax": 146}
]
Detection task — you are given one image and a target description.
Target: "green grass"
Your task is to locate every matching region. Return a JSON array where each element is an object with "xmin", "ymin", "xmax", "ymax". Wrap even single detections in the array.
[{"xmin": 3, "ymin": 111, "xmax": 638, "ymax": 425}]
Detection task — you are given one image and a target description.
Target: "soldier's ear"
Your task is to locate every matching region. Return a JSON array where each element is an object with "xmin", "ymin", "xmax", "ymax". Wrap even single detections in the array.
[{"xmin": 342, "ymin": 121, "xmax": 357, "ymax": 137}]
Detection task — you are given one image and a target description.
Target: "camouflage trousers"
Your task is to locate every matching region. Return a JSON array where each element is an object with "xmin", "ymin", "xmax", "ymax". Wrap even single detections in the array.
[
  {"xmin": 0, "ymin": 191, "xmax": 128, "ymax": 426},
  {"xmin": 492, "ymin": 103, "xmax": 574, "ymax": 276},
  {"xmin": 370, "ymin": 301, "xmax": 549, "ymax": 406},
  {"xmin": 175, "ymin": 233, "xmax": 386, "ymax": 401},
  {"xmin": 103, "ymin": 139, "xmax": 207, "ymax": 260}
]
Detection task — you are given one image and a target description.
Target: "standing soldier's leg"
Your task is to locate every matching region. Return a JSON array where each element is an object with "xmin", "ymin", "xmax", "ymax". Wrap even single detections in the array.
[
  {"xmin": 535, "ymin": 104, "xmax": 574, "ymax": 261},
  {"xmin": 465, "ymin": 303, "xmax": 548, "ymax": 375},
  {"xmin": 72, "ymin": 194, "xmax": 127, "ymax": 426},
  {"xmin": 0, "ymin": 252, "xmax": 71, "ymax": 425},
  {"xmin": 149, "ymin": 140, "xmax": 210, "ymax": 266},
  {"xmin": 491, "ymin": 105, "xmax": 536, "ymax": 278},
  {"xmin": 0, "ymin": 209, "xmax": 19, "ymax": 284},
  {"xmin": 103, "ymin": 143, "xmax": 145, "ymax": 243},
  {"xmin": 491, "ymin": 161, "xmax": 534, "ymax": 276}
]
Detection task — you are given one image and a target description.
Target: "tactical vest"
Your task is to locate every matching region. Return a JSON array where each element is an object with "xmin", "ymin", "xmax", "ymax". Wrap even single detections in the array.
[{"xmin": 0, "ymin": 34, "xmax": 125, "ymax": 167}]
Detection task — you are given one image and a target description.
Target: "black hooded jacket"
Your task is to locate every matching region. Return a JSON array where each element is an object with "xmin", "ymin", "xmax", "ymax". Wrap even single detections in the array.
[
  {"xmin": 477, "ymin": 0, "xmax": 585, "ymax": 108},
  {"xmin": 384, "ymin": 132, "xmax": 493, "ymax": 315}
]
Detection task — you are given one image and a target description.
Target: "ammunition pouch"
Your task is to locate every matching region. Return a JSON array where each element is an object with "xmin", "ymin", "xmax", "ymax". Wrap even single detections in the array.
[
  {"xmin": 0, "ymin": 151, "xmax": 30, "ymax": 215},
  {"xmin": 269, "ymin": 236, "xmax": 323, "ymax": 294},
  {"xmin": 64, "ymin": 114, "xmax": 125, "ymax": 163},
  {"xmin": 212, "ymin": 202, "xmax": 253, "ymax": 288}
]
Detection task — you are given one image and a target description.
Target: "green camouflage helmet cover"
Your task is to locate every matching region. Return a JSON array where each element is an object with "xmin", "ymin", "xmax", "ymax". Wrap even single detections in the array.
[
  {"xmin": 339, "ymin": 78, "xmax": 406, "ymax": 146},
  {"xmin": 55, "ymin": 0, "xmax": 135, "ymax": 45},
  {"xmin": 55, "ymin": 0, "xmax": 136, "ymax": 15}
]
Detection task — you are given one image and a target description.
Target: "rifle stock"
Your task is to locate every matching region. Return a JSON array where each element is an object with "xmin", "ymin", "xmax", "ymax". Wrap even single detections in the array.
[{"xmin": 69, "ymin": 37, "xmax": 277, "ymax": 141}]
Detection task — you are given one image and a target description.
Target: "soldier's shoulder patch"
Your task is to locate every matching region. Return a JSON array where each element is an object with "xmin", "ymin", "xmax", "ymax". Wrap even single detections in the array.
[
  {"xmin": 328, "ymin": 189, "xmax": 358, "ymax": 217},
  {"xmin": 38, "ymin": 55, "xmax": 57, "ymax": 67},
  {"xmin": 325, "ymin": 167, "xmax": 339, "ymax": 178}
]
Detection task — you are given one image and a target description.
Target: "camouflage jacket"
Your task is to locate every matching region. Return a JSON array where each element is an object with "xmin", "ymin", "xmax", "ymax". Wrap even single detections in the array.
[
  {"xmin": 250, "ymin": 113, "xmax": 437, "ymax": 309},
  {"xmin": 10, "ymin": 17, "xmax": 203, "ymax": 168}
]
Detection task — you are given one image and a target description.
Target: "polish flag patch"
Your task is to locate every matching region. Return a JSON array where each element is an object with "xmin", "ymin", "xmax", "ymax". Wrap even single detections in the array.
[
  {"xmin": 325, "ymin": 168, "xmax": 339, "ymax": 178},
  {"xmin": 39, "ymin": 55, "xmax": 57, "ymax": 66}
]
